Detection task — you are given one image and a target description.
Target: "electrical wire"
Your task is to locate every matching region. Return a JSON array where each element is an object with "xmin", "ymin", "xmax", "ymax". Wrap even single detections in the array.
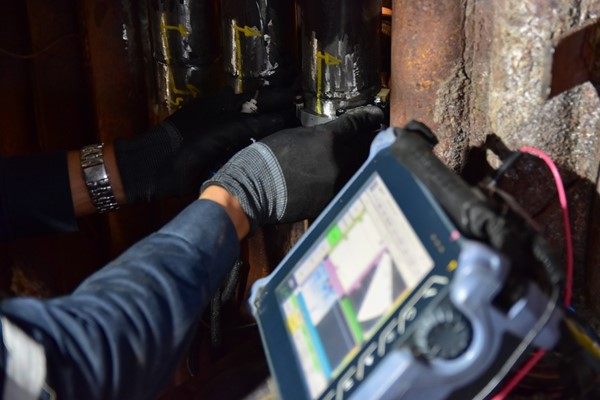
[
  {"xmin": 476, "ymin": 287, "xmax": 559, "ymax": 400},
  {"xmin": 490, "ymin": 349, "xmax": 547, "ymax": 400},
  {"xmin": 519, "ymin": 146, "xmax": 573, "ymax": 307},
  {"xmin": 567, "ymin": 305, "xmax": 600, "ymax": 347},
  {"xmin": 0, "ymin": 33, "xmax": 79, "ymax": 59},
  {"xmin": 489, "ymin": 151, "xmax": 523, "ymax": 186},
  {"xmin": 490, "ymin": 146, "xmax": 574, "ymax": 400}
]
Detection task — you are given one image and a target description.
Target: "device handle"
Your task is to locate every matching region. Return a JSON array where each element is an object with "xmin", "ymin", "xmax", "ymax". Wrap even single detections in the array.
[
  {"xmin": 390, "ymin": 122, "xmax": 495, "ymax": 242},
  {"xmin": 390, "ymin": 122, "xmax": 564, "ymax": 290}
]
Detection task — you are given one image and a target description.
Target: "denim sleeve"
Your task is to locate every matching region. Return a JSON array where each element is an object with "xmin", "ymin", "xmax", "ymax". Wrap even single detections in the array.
[{"xmin": 0, "ymin": 199, "xmax": 240, "ymax": 400}]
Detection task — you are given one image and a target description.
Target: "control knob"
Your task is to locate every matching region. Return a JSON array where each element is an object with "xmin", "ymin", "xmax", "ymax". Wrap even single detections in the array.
[{"xmin": 413, "ymin": 301, "xmax": 472, "ymax": 360}]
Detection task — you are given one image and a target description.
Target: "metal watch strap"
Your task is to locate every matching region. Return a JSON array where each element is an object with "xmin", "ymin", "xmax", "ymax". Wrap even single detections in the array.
[{"xmin": 80, "ymin": 144, "xmax": 119, "ymax": 213}]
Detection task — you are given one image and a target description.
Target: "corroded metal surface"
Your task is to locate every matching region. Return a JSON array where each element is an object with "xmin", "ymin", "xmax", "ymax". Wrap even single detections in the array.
[
  {"xmin": 488, "ymin": 0, "xmax": 600, "ymax": 139},
  {"xmin": 390, "ymin": 0, "xmax": 467, "ymax": 169},
  {"xmin": 492, "ymin": 84, "xmax": 600, "ymax": 321},
  {"xmin": 486, "ymin": 0, "xmax": 600, "ymax": 314},
  {"xmin": 298, "ymin": 0, "xmax": 382, "ymax": 119},
  {"xmin": 587, "ymin": 180, "xmax": 600, "ymax": 313},
  {"xmin": 390, "ymin": 1, "xmax": 464, "ymax": 128}
]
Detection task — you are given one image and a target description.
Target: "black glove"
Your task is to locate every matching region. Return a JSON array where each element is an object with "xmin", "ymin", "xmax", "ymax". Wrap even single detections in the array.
[
  {"xmin": 115, "ymin": 86, "xmax": 296, "ymax": 203},
  {"xmin": 201, "ymin": 106, "xmax": 384, "ymax": 233}
]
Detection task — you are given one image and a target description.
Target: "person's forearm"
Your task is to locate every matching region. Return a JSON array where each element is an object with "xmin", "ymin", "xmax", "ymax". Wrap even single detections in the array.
[
  {"xmin": 67, "ymin": 143, "xmax": 126, "ymax": 217},
  {"xmin": 0, "ymin": 199, "xmax": 240, "ymax": 399},
  {"xmin": 199, "ymin": 185, "xmax": 249, "ymax": 239},
  {"xmin": 0, "ymin": 144, "xmax": 126, "ymax": 240}
]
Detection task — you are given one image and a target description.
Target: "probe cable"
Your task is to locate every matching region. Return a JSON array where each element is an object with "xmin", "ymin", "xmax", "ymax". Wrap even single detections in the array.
[{"xmin": 491, "ymin": 146, "xmax": 573, "ymax": 400}]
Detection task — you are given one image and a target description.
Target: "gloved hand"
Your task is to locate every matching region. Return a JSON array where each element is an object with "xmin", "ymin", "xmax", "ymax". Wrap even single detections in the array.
[
  {"xmin": 115, "ymin": 86, "xmax": 296, "ymax": 203},
  {"xmin": 201, "ymin": 106, "xmax": 384, "ymax": 233}
]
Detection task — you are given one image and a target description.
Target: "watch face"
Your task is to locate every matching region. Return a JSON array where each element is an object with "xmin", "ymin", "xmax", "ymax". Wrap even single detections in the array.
[{"xmin": 84, "ymin": 164, "xmax": 109, "ymax": 182}]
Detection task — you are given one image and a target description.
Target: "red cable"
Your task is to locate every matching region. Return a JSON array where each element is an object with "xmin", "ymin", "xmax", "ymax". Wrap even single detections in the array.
[
  {"xmin": 520, "ymin": 146, "xmax": 573, "ymax": 306},
  {"xmin": 491, "ymin": 348, "xmax": 546, "ymax": 399},
  {"xmin": 491, "ymin": 146, "xmax": 573, "ymax": 400}
]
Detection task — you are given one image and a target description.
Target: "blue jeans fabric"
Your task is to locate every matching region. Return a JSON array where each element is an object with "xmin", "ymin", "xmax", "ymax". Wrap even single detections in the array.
[{"xmin": 0, "ymin": 199, "xmax": 239, "ymax": 399}]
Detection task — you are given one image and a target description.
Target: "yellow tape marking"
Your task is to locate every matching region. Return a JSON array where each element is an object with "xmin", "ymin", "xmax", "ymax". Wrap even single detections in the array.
[
  {"xmin": 164, "ymin": 23, "xmax": 190, "ymax": 38},
  {"xmin": 160, "ymin": 17, "xmax": 199, "ymax": 107},
  {"xmin": 316, "ymin": 51, "xmax": 342, "ymax": 115},
  {"xmin": 232, "ymin": 22, "xmax": 262, "ymax": 92}
]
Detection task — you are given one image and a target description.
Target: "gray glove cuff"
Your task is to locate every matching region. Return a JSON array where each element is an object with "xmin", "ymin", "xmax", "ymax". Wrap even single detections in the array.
[{"xmin": 201, "ymin": 143, "xmax": 287, "ymax": 234}]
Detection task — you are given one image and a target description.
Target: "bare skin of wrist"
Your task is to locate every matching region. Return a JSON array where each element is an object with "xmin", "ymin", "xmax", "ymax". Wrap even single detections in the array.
[
  {"xmin": 199, "ymin": 186, "xmax": 250, "ymax": 240},
  {"xmin": 67, "ymin": 143, "xmax": 126, "ymax": 217},
  {"xmin": 68, "ymin": 145, "xmax": 250, "ymax": 239}
]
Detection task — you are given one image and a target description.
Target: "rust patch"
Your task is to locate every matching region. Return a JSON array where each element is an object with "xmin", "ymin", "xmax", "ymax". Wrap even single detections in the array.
[{"xmin": 390, "ymin": 0, "xmax": 466, "ymax": 132}]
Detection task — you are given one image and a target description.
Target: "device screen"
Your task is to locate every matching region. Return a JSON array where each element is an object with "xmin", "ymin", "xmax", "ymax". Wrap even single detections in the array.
[{"xmin": 275, "ymin": 173, "xmax": 436, "ymax": 399}]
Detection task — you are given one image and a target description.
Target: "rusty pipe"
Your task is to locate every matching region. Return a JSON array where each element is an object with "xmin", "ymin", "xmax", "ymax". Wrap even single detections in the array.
[{"xmin": 390, "ymin": 0, "xmax": 464, "ymax": 131}]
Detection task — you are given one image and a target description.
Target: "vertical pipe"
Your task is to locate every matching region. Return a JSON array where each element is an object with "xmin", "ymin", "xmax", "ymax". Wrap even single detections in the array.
[
  {"xmin": 147, "ymin": 0, "xmax": 221, "ymax": 117},
  {"xmin": 220, "ymin": 0, "xmax": 295, "ymax": 94},
  {"xmin": 82, "ymin": 0, "xmax": 161, "ymax": 258},
  {"xmin": 390, "ymin": 0, "xmax": 465, "ymax": 131},
  {"xmin": 26, "ymin": 0, "xmax": 95, "ymax": 151},
  {"xmin": 298, "ymin": 0, "xmax": 382, "ymax": 125}
]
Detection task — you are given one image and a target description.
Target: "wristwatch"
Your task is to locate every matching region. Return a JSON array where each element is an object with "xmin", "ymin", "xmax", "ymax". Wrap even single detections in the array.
[{"xmin": 80, "ymin": 144, "xmax": 119, "ymax": 213}]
